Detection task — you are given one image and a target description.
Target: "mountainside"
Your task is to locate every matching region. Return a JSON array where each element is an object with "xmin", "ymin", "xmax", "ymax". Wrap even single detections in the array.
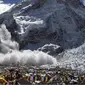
[
  {"xmin": 3, "ymin": 0, "xmax": 22, "ymax": 4},
  {"xmin": 0, "ymin": 0, "xmax": 84, "ymax": 49},
  {"xmin": 0, "ymin": 4, "xmax": 14, "ymax": 14},
  {"xmin": 0, "ymin": 0, "xmax": 85, "ymax": 71}
]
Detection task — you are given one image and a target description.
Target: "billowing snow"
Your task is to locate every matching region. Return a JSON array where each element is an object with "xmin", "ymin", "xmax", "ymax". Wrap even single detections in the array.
[
  {"xmin": 0, "ymin": 3, "xmax": 14, "ymax": 14},
  {"xmin": 13, "ymin": 0, "xmax": 58, "ymax": 39},
  {"xmin": 0, "ymin": 24, "xmax": 19, "ymax": 53},
  {"xmin": 0, "ymin": 0, "xmax": 85, "ymax": 72},
  {"xmin": 0, "ymin": 50, "xmax": 57, "ymax": 66},
  {"xmin": 0, "ymin": 24, "xmax": 57, "ymax": 66},
  {"xmin": 14, "ymin": 16, "xmax": 45, "ymax": 34},
  {"xmin": 58, "ymin": 43, "xmax": 85, "ymax": 72}
]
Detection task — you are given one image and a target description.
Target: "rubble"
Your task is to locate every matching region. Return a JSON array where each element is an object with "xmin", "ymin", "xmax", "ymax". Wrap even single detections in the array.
[{"xmin": 0, "ymin": 65, "xmax": 85, "ymax": 85}]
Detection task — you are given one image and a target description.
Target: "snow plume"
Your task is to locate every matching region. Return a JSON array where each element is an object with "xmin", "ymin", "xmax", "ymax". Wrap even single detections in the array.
[
  {"xmin": 0, "ymin": 3, "xmax": 14, "ymax": 14},
  {"xmin": 0, "ymin": 0, "xmax": 3, "ymax": 4},
  {"xmin": 0, "ymin": 24, "xmax": 19, "ymax": 53},
  {"xmin": 0, "ymin": 50, "xmax": 57, "ymax": 66},
  {"xmin": 0, "ymin": 24, "xmax": 11, "ymax": 40},
  {"xmin": 0, "ymin": 24, "xmax": 57, "ymax": 66}
]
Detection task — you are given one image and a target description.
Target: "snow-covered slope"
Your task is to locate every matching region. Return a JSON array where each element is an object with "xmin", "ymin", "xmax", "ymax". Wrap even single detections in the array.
[
  {"xmin": 1, "ymin": 0, "xmax": 84, "ymax": 49},
  {"xmin": 0, "ymin": 24, "xmax": 19, "ymax": 53},
  {"xmin": 0, "ymin": 3, "xmax": 14, "ymax": 14},
  {"xmin": 1, "ymin": 0, "xmax": 85, "ymax": 71},
  {"xmin": 0, "ymin": 50, "xmax": 57, "ymax": 66},
  {"xmin": 0, "ymin": 24, "xmax": 57, "ymax": 66}
]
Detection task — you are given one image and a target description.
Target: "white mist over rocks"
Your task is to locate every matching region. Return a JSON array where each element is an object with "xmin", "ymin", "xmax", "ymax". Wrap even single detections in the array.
[
  {"xmin": 1, "ymin": 0, "xmax": 85, "ymax": 72},
  {"xmin": 0, "ymin": 50, "xmax": 57, "ymax": 66},
  {"xmin": 58, "ymin": 43, "xmax": 85, "ymax": 72},
  {"xmin": 0, "ymin": 24, "xmax": 19, "ymax": 53},
  {"xmin": 0, "ymin": 4, "xmax": 14, "ymax": 14},
  {"xmin": 0, "ymin": 24, "xmax": 57, "ymax": 66}
]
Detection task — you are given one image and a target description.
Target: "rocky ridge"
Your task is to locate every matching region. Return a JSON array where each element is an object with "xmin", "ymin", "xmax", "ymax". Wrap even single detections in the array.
[{"xmin": 0, "ymin": 0, "xmax": 85, "ymax": 71}]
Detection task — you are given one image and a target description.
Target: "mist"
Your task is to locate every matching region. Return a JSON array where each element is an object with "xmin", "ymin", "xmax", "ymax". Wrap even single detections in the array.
[{"xmin": 0, "ymin": 50, "xmax": 57, "ymax": 66}]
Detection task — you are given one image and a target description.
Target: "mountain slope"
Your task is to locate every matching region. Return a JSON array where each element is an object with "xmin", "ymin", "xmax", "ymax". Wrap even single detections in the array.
[
  {"xmin": 1, "ymin": 0, "xmax": 85, "ymax": 71},
  {"xmin": 0, "ymin": 0, "xmax": 85, "ymax": 49},
  {"xmin": 0, "ymin": 3, "xmax": 14, "ymax": 14}
]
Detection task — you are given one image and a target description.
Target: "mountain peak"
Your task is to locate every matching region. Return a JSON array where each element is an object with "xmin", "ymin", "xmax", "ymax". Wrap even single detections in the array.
[
  {"xmin": 0, "ymin": 0, "xmax": 85, "ymax": 71},
  {"xmin": 3, "ymin": 0, "xmax": 22, "ymax": 4}
]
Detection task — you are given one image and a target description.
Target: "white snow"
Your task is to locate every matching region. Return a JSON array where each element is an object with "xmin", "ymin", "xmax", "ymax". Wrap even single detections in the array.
[
  {"xmin": 58, "ymin": 43, "xmax": 85, "ymax": 72},
  {"xmin": 0, "ymin": 24, "xmax": 19, "ymax": 53},
  {"xmin": 13, "ymin": 0, "xmax": 57, "ymax": 38},
  {"xmin": 0, "ymin": 24, "xmax": 11, "ymax": 40},
  {"xmin": 0, "ymin": 3, "xmax": 14, "ymax": 14},
  {"xmin": 0, "ymin": 0, "xmax": 85, "ymax": 72},
  {"xmin": 0, "ymin": 50, "xmax": 57, "ymax": 66},
  {"xmin": 0, "ymin": 24, "xmax": 57, "ymax": 66},
  {"xmin": 14, "ymin": 15, "xmax": 45, "ymax": 35}
]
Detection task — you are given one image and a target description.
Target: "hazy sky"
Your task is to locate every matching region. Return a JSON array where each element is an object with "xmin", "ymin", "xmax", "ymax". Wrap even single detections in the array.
[{"xmin": 3, "ymin": 0, "xmax": 22, "ymax": 4}]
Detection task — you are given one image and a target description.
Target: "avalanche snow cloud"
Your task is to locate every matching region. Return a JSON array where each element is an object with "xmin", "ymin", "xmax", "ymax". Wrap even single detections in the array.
[
  {"xmin": 1, "ymin": 0, "xmax": 85, "ymax": 72},
  {"xmin": 0, "ymin": 3, "xmax": 14, "ymax": 14},
  {"xmin": 0, "ymin": 0, "xmax": 15, "ymax": 14},
  {"xmin": 0, "ymin": 50, "xmax": 57, "ymax": 66},
  {"xmin": 0, "ymin": 24, "xmax": 57, "ymax": 66}
]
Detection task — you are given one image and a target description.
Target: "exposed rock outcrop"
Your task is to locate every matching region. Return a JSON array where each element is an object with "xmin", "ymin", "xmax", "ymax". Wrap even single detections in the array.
[
  {"xmin": 0, "ymin": 0, "xmax": 85, "ymax": 71},
  {"xmin": 0, "ymin": 0, "xmax": 85, "ymax": 50},
  {"xmin": 38, "ymin": 44, "xmax": 63, "ymax": 56}
]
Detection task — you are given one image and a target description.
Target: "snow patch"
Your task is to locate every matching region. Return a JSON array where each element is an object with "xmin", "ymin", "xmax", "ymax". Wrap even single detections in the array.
[
  {"xmin": 14, "ymin": 15, "xmax": 45, "ymax": 34},
  {"xmin": 0, "ymin": 3, "xmax": 14, "ymax": 14},
  {"xmin": 0, "ymin": 50, "xmax": 57, "ymax": 66},
  {"xmin": 59, "ymin": 43, "xmax": 85, "ymax": 72}
]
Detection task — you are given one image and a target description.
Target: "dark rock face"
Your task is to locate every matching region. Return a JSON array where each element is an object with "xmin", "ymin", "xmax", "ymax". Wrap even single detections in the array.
[
  {"xmin": 0, "ymin": 13, "xmax": 18, "ymax": 40},
  {"xmin": 38, "ymin": 44, "xmax": 64, "ymax": 56},
  {"xmin": 0, "ymin": 0, "xmax": 85, "ymax": 52}
]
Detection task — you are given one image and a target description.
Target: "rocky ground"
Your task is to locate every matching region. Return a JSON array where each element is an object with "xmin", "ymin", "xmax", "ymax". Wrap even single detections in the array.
[
  {"xmin": 0, "ymin": 1, "xmax": 85, "ymax": 84},
  {"xmin": 0, "ymin": 65, "xmax": 85, "ymax": 85}
]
